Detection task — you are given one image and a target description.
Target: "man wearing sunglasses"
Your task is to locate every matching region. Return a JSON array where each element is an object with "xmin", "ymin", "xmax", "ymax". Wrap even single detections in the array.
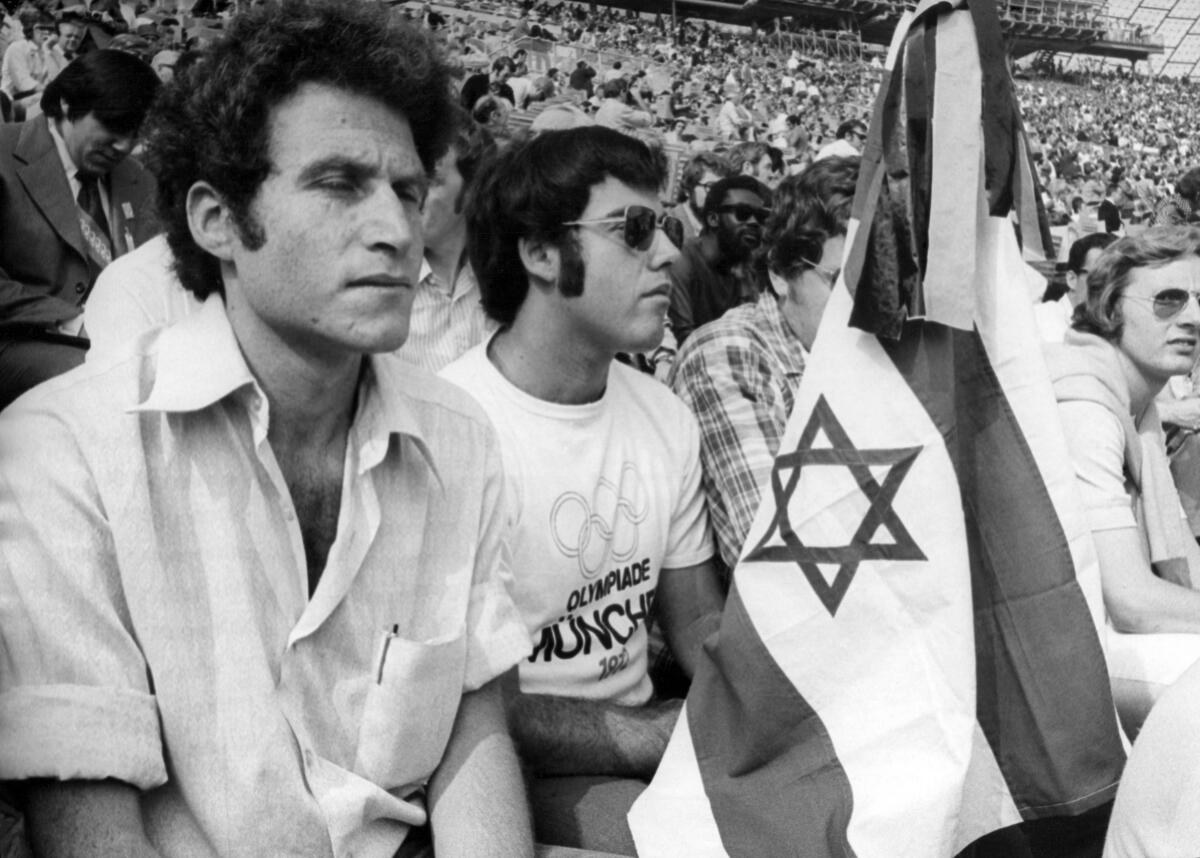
[
  {"xmin": 1045, "ymin": 226, "xmax": 1200, "ymax": 741},
  {"xmin": 666, "ymin": 173, "xmax": 770, "ymax": 346},
  {"xmin": 816, "ymin": 118, "xmax": 866, "ymax": 162},
  {"xmin": 443, "ymin": 126, "xmax": 724, "ymax": 856},
  {"xmin": 670, "ymin": 156, "xmax": 856, "ymax": 576}
]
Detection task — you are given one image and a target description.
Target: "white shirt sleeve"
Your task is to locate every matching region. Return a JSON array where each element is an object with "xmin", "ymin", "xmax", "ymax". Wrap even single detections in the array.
[{"xmin": 1059, "ymin": 399, "xmax": 1138, "ymax": 532}]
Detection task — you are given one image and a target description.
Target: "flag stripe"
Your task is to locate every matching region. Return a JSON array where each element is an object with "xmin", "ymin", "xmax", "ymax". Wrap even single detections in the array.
[
  {"xmin": 968, "ymin": 0, "xmax": 1018, "ymax": 217},
  {"xmin": 689, "ymin": 582, "xmax": 857, "ymax": 857},
  {"xmin": 880, "ymin": 320, "xmax": 1124, "ymax": 819},
  {"xmin": 924, "ymin": 9, "xmax": 981, "ymax": 329}
]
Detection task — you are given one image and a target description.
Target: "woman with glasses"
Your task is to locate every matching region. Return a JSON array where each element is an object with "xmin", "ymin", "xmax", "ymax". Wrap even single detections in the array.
[{"xmin": 1046, "ymin": 225, "xmax": 1200, "ymax": 739}]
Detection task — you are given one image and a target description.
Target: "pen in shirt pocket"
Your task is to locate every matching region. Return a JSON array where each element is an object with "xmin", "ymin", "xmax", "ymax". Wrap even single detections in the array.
[{"xmin": 375, "ymin": 623, "xmax": 400, "ymax": 684}]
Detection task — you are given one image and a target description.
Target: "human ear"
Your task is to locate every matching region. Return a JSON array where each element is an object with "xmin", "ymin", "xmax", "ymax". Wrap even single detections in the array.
[
  {"xmin": 186, "ymin": 181, "xmax": 242, "ymax": 262},
  {"xmin": 517, "ymin": 235, "xmax": 561, "ymax": 288}
]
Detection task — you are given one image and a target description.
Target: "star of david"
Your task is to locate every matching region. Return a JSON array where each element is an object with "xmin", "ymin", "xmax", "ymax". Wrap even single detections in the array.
[{"xmin": 745, "ymin": 394, "xmax": 926, "ymax": 616}]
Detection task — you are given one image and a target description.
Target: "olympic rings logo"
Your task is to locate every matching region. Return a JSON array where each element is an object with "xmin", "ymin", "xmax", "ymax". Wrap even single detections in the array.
[{"xmin": 550, "ymin": 463, "xmax": 648, "ymax": 578}]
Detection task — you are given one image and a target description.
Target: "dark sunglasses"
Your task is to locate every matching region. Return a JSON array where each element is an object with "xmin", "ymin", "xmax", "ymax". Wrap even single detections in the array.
[
  {"xmin": 1124, "ymin": 288, "xmax": 1200, "ymax": 319},
  {"xmin": 563, "ymin": 205, "xmax": 684, "ymax": 251},
  {"xmin": 716, "ymin": 203, "xmax": 771, "ymax": 224}
]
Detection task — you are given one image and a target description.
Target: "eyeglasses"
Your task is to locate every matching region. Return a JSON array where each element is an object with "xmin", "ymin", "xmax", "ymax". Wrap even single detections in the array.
[
  {"xmin": 1123, "ymin": 288, "xmax": 1200, "ymax": 319},
  {"xmin": 716, "ymin": 203, "xmax": 771, "ymax": 224},
  {"xmin": 800, "ymin": 257, "xmax": 840, "ymax": 283},
  {"xmin": 563, "ymin": 205, "xmax": 684, "ymax": 251}
]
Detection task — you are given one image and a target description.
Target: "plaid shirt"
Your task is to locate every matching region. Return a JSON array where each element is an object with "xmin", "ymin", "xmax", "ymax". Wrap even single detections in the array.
[
  {"xmin": 1154, "ymin": 195, "xmax": 1194, "ymax": 227},
  {"xmin": 668, "ymin": 290, "xmax": 806, "ymax": 573}
]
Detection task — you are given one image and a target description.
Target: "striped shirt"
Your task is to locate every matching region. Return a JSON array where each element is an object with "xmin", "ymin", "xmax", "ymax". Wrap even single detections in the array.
[
  {"xmin": 396, "ymin": 259, "xmax": 498, "ymax": 373},
  {"xmin": 669, "ymin": 290, "xmax": 806, "ymax": 572}
]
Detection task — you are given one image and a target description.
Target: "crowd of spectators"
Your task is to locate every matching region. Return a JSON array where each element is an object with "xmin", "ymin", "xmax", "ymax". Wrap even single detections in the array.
[{"xmin": 395, "ymin": 0, "xmax": 1200, "ymax": 242}]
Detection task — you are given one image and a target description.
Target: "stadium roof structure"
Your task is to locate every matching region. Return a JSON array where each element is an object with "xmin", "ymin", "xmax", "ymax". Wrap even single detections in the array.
[
  {"xmin": 1102, "ymin": 0, "xmax": 1200, "ymax": 76},
  {"xmin": 597, "ymin": 0, "xmax": 1162, "ymax": 65}
]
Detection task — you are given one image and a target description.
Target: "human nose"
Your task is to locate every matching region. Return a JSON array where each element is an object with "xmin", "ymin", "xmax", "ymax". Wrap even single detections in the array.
[
  {"xmin": 650, "ymin": 227, "xmax": 680, "ymax": 269},
  {"xmin": 363, "ymin": 185, "xmax": 421, "ymax": 258},
  {"xmin": 1180, "ymin": 291, "xmax": 1200, "ymax": 326}
]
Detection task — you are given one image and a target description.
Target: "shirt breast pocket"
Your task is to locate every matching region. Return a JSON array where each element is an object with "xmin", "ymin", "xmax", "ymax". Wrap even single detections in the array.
[{"xmin": 354, "ymin": 627, "xmax": 467, "ymax": 792}]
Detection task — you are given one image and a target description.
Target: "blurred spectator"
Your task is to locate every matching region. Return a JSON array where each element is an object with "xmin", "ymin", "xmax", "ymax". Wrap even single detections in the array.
[
  {"xmin": 397, "ymin": 115, "xmax": 498, "ymax": 372},
  {"xmin": 816, "ymin": 118, "xmax": 866, "ymax": 160},
  {"xmin": 0, "ymin": 49, "xmax": 160, "ymax": 410},
  {"xmin": 669, "ymin": 150, "xmax": 736, "ymax": 242},
  {"xmin": 1154, "ymin": 166, "xmax": 1200, "ymax": 226},
  {"xmin": 1, "ymin": 8, "xmax": 65, "ymax": 119},
  {"xmin": 150, "ymin": 48, "xmax": 178, "ymax": 82},
  {"xmin": 568, "ymin": 58, "xmax": 595, "ymax": 98},
  {"xmin": 729, "ymin": 140, "xmax": 784, "ymax": 188},
  {"xmin": 460, "ymin": 54, "xmax": 514, "ymax": 111},
  {"xmin": 594, "ymin": 77, "xmax": 652, "ymax": 133},
  {"xmin": 470, "ymin": 93, "xmax": 510, "ymax": 138}
]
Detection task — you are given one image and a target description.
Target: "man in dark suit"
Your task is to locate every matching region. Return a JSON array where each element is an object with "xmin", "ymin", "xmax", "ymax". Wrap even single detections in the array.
[
  {"xmin": 0, "ymin": 48, "xmax": 159, "ymax": 410},
  {"xmin": 1097, "ymin": 180, "xmax": 1125, "ymax": 234}
]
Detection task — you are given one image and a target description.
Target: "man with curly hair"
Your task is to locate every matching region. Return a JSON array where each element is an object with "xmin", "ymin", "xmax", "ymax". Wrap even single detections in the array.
[{"xmin": 0, "ymin": 2, "xmax": 536, "ymax": 856}]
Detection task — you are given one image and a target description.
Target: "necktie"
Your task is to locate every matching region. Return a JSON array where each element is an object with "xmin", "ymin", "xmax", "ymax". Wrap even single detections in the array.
[{"xmin": 77, "ymin": 173, "xmax": 113, "ymax": 277}]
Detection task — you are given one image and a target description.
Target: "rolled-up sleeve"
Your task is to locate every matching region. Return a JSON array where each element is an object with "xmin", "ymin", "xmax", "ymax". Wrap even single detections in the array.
[{"xmin": 0, "ymin": 402, "xmax": 166, "ymax": 789}]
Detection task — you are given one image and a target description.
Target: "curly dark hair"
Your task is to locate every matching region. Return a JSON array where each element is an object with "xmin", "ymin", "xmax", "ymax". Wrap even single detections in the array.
[
  {"xmin": 466, "ymin": 126, "xmax": 667, "ymax": 327},
  {"xmin": 142, "ymin": 0, "xmax": 455, "ymax": 300}
]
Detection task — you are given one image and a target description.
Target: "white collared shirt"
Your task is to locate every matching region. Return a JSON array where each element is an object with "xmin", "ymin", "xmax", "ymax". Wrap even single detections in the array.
[{"xmin": 0, "ymin": 296, "xmax": 532, "ymax": 857}]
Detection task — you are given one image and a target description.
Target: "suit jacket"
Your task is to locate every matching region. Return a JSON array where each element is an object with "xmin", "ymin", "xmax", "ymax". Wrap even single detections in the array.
[
  {"xmin": 0, "ymin": 115, "xmax": 157, "ymax": 333},
  {"xmin": 1097, "ymin": 198, "xmax": 1123, "ymax": 234}
]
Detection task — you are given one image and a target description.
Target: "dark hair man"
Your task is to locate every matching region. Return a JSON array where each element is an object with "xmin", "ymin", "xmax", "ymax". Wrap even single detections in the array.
[
  {"xmin": 1035, "ymin": 231, "xmax": 1120, "ymax": 344},
  {"xmin": 0, "ymin": 49, "xmax": 159, "ymax": 410},
  {"xmin": 1064, "ymin": 231, "xmax": 1120, "ymax": 307},
  {"xmin": 816, "ymin": 118, "xmax": 867, "ymax": 161},
  {"xmin": 728, "ymin": 140, "xmax": 785, "ymax": 188},
  {"xmin": 666, "ymin": 173, "xmax": 771, "ymax": 345},
  {"xmin": 669, "ymin": 150, "xmax": 735, "ymax": 242},
  {"xmin": 460, "ymin": 54, "xmax": 515, "ymax": 112},
  {"xmin": 441, "ymin": 126, "xmax": 723, "ymax": 855},
  {"xmin": 671, "ymin": 156, "xmax": 857, "ymax": 572},
  {"xmin": 568, "ymin": 58, "xmax": 595, "ymax": 98},
  {"xmin": 1098, "ymin": 179, "xmax": 1125, "ymax": 234},
  {"xmin": 0, "ymin": 2, "xmax": 534, "ymax": 856},
  {"xmin": 56, "ymin": 11, "xmax": 87, "ymax": 59}
]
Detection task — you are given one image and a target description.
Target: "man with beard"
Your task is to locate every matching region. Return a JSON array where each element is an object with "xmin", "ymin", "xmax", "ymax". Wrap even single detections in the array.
[
  {"xmin": 668, "ymin": 151, "xmax": 734, "ymax": 243},
  {"xmin": 666, "ymin": 174, "xmax": 770, "ymax": 345}
]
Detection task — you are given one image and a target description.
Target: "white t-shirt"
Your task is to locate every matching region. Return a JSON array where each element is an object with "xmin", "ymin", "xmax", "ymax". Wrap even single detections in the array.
[{"xmin": 442, "ymin": 343, "xmax": 713, "ymax": 706}]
